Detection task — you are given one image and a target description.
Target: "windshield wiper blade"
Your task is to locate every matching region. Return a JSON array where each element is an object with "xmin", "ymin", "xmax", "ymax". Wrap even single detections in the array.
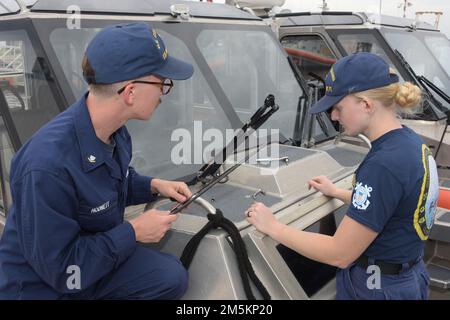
[
  {"xmin": 394, "ymin": 50, "xmax": 432, "ymax": 96},
  {"xmin": 417, "ymin": 75, "xmax": 450, "ymax": 105},
  {"xmin": 191, "ymin": 94, "xmax": 279, "ymax": 185}
]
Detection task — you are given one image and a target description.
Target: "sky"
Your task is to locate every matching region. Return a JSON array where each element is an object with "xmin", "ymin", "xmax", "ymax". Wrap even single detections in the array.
[
  {"xmin": 280, "ymin": 0, "xmax": 450, "ymax": 38},
  {"xmin": 192, "ymin": 0, "xmax": 450, "ymax": 38}
]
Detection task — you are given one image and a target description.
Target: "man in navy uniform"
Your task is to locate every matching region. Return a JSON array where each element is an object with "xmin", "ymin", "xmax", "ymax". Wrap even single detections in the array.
[{"xmin": 0, "ymin": 22, "xmax": 194, "ymax": 299}]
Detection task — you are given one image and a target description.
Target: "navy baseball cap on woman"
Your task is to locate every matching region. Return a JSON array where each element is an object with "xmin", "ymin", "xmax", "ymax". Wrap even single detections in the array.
[
  {"xmin": 309, "ymin": 52, "xmax": 399, "ymax": 114},
  {"xmin": 84, "ymin": 22, "xmax": 194, "ymax": 84}
]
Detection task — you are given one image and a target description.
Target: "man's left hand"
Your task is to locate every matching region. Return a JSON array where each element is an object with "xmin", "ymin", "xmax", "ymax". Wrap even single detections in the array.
[{"xmin": 151, "ymin": 178, "xmax": 192, "ymax": 203}]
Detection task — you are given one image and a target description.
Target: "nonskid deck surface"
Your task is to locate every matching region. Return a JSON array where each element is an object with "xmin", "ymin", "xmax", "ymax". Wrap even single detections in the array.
[{"xmin": 158, "ymin": 183, "xmax": 282, "ymax": 223}]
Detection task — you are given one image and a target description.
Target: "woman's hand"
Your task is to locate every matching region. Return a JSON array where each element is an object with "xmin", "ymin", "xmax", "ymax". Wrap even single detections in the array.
[
  {"xmin": 308, "ymin": 175, "xmax": 338, "ymax": 197},
  {"xmin": 245, "ymin": 202, "xmax": 283, "ymax": 236}
]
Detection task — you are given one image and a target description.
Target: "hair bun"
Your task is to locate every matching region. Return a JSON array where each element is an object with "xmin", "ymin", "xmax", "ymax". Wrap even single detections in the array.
[{"xmin": 394, "ymin": 82, "xmax": 422, "ymax": 109}]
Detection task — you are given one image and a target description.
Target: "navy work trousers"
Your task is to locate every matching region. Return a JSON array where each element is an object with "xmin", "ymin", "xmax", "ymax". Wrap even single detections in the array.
[
  {"xmin": 65, "ymin": 246, "xmax": 188, "ymax": 300},
  {"xmin": 336, "ymin": 258, "xmax": 429, "ymax": 300}
]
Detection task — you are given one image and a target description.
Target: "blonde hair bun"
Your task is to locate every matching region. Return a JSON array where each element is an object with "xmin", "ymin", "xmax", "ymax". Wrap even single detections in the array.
[{"xmin": 394, "ymin": 82, "xmax": 422, "ymax": 109}]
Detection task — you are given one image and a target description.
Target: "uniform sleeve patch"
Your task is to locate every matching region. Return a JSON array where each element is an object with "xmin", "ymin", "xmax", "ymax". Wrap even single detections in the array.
[{"xmin": 352, "ymin": 182, "xmax": 373, "ymax": 210}]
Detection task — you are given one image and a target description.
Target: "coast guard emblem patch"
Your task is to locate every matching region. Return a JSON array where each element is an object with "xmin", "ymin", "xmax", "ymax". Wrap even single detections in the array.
[{"xmin": 352, "ymin": 182, "xmax": 372, "ymax": 210}]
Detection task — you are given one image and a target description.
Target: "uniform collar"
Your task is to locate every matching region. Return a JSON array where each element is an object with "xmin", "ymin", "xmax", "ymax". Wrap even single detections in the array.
[
  {"xmin": 370, "ymin": 125, "xmax": 406, "ymax": 149},
  {"xmin": 73, "ymin": 93, "xmax": 123, "ymax": 178}
]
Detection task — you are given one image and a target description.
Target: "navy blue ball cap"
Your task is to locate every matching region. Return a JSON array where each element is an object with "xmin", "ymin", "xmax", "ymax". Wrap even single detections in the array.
[
  {"xmin": 309, "ymin": 52, "xmax": 399, "ymax": 114},
  {"xmin": 85, "ymin": 22, "xmax": 194, "ymax": 84}
]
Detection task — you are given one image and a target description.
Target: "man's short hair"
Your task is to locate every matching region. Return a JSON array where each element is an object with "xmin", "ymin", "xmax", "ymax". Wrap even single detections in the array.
[{"xmin": 82, "ymin": 56, "xmax": 124, "ymax": 97}]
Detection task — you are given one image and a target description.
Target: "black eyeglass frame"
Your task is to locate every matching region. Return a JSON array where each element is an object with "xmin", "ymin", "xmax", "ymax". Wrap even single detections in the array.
[{"xmin": 117, "ymin": 79, "xmax": 174, "ymax": 95}]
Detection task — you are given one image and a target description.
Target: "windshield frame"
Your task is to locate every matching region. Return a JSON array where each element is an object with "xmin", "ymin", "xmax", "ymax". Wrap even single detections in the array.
[
  {"xmin": 327, "ymin": 27, "xmax": 447, "ymax": 120},
  {"xmin": 328, "ymin": 28, "xmax": 408, "ymax": 81}
]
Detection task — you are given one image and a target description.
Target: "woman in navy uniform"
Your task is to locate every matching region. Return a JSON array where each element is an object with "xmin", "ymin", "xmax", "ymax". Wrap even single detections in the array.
[{"xmin": 245, "ymin": 52, "xmax": 439, "ymax": 300}]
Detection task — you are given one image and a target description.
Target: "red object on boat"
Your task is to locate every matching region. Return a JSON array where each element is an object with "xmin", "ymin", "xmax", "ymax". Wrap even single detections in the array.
[
  {"xmin": 284, "ymin": 47, "xmax": 337, "ymax": 65},
  {"xmin": 438, "ymin": 187, "xmax": 450, "ymax": 209}
]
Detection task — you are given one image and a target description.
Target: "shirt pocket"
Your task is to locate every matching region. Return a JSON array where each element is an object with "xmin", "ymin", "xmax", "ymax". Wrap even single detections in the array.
[{"xmin": 77, "ymin": 198, "xmax": 119, "ymax": 233}]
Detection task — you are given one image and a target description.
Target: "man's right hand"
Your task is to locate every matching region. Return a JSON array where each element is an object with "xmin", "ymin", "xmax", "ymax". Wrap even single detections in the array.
[{"xmin": 129, "ymin": 209, "xmax": 179, "ymax": 243}]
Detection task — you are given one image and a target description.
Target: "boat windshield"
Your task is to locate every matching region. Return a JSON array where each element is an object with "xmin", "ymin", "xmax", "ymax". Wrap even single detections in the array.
[
  {"xmin": 422, "ymin": 33, "xmax": 450, "ymax": 79},
  {"xmin": 48, "ymin": 21, "xmax": 337, "ymax": 179}
]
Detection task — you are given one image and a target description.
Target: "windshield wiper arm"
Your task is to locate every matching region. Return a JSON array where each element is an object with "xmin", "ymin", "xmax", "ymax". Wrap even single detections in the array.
[
  {"xmin": 394, "ymin": 49, "xmax": 450, "ymax": 160},
  {"xmin": 170, "ymin": 142, "xmax": 269, "ymax": 214},
  {"xmin": 417, "ymin": 75, "xmax": 450, "ymax": 105},
  {"xmin": 191, "ymin": 94, "xmax": 279, "ymax": 184}
]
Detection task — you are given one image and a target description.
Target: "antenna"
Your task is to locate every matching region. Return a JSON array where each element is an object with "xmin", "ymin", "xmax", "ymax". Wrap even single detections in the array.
[
  {"xmin": 398, "ymin": 0, "xmax": 413, "ymax": 18},
  {"xmin": 319, "ymin": 0, "xmax": 329, "ymax": 11}
]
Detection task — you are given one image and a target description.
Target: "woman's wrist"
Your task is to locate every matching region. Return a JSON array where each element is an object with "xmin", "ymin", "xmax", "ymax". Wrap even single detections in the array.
[
  {"xmin": 334, "ymin": 188, "xmax": 352, "ymax": 205},
  {"xmin": 267, "ymin": 221, "xmax": 287, "ymax": 240}
]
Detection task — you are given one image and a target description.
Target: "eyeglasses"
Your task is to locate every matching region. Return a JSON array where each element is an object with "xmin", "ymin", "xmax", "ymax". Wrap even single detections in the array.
[{"xmin": 117, "ymin": 79, "xmax": 174, "ymax": 95}]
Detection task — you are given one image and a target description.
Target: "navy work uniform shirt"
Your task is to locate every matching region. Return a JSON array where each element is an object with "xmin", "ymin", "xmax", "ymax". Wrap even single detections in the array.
[
  {"xmin": 347, "ymin": 126, "xmax": 439, "ymax": 264},
  {"xmin": 0, "ymin": 93, "xmax": 157, "ymax": 298}
]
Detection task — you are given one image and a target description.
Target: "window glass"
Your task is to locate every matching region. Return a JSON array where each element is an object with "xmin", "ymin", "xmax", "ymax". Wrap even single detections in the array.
[
  {"xmin": 281, "ymin": 35, "xmax": 336, "ymax": 82},
  {"xmin": 0, "ymin": 30, "xmax": 60, "ymax": 143}
]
